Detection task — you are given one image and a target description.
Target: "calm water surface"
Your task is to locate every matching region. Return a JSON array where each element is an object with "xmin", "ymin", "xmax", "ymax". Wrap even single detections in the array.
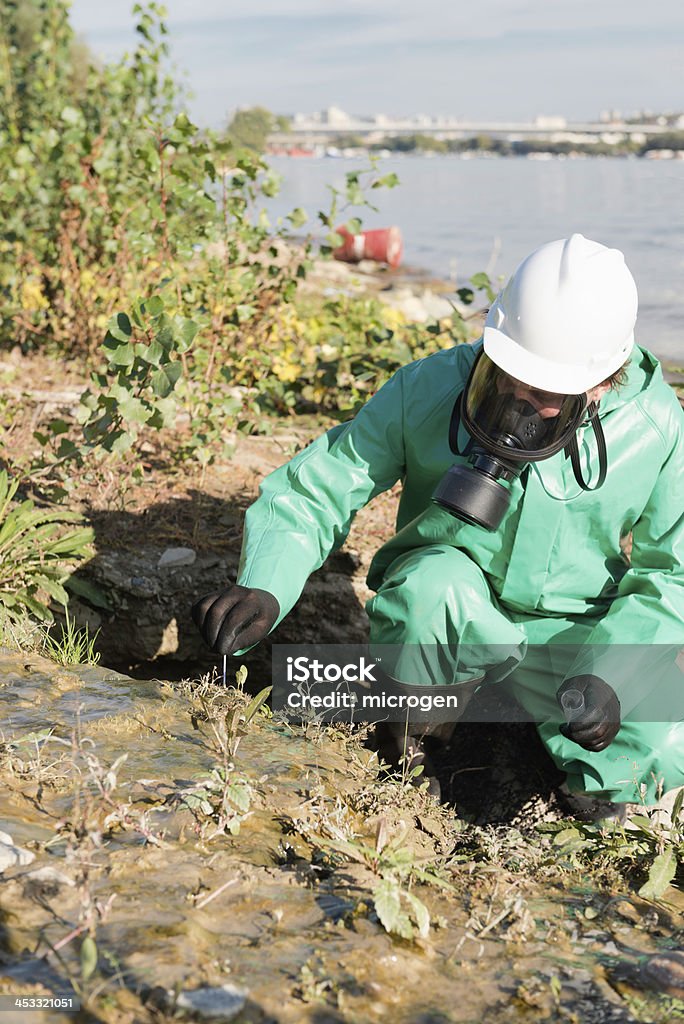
[{"xmin": 266, "ymin": 155, "xmax": 684, "ymax": 363}]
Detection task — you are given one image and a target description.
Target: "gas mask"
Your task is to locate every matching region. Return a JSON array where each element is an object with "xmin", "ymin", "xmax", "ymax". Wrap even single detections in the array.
[{"xmin": 432, "ymin": 352, "xmax": 607, "ymax": 530}]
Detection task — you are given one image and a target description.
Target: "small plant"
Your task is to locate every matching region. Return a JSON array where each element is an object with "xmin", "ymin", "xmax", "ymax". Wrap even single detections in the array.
[
  {"xmin": 198, "ymin": 679, "xmax": 272, "ymax": 762},
  {"xmin": 37, "ymin": 720, "xmax": 150, "ymax": 1008},
  {"xmin": 534, "ymin": 786, "xmax": 684, "ymax": 898},
  {"xmin": 42, "ymin": 611, "xmax": 100, "ymax": 666},
  {"xmin": 290, "ymin": 800, "xmax": 453, "ymax": 942},
  {"xmin": 0, "ymin": 469, "xmax": 93, "ymax": 624},
  {"xmin": 176, "ymin": 667, "xmax": 270, "ymax": 839},
  {"xmin": 176, "ymin": 765, "xmax": 254, "ymax": 839},
  {"xmin": 322, "ymin": 817, "xmax": 445, "ymax": 941}
]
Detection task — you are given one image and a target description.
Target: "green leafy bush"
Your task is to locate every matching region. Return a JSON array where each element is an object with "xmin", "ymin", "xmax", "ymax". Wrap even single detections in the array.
[{"xmin": 2, "ymin": 0, "xmax": 491, "ymax": 486}]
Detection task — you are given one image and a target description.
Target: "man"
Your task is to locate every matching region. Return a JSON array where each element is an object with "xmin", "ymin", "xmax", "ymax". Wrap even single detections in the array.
[{"xmin": 193, "ymin": 234, "xmax": 684, "ymax": 814}]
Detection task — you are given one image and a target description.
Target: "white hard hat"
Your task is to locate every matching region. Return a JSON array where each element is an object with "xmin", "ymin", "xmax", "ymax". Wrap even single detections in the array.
[{"xmin": 483, "ymin": 234, "xmax": 638, "ymax": 394}]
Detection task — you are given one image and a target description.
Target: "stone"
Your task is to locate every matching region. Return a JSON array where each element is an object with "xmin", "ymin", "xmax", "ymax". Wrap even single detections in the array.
[
  {"xmin": 0, "ymin": 841, "xmax": 35, "ymax": 872},
  {"xmin": 157, "ymin": 547, "xmax": 197, "ymax": 569},
  {"xmin": 170, "ymin": 984, "xmax": 247, "ymax": 1020},
  {"xmin": 381, "ymin": 287, "xmax": 429, "ymax": 322},
  {"xmin": 0, "ymin": 830, "xmax": 13, "ymax": 845},
  {"xmin": 24, "ymin": 866, "xmax": 75, "ymax": 887},
  {"xmin": 642, "ymin": 951, "xmax": 684, "ymax": 997},
  {"xmin": 128, "ymin": 575, "xmax": 159, "ymax": 597},
  {"xmin": 154, "ymin": 618, "xmax": 179, "ymax": 659},
  {"xmin": 420, "ymin": 289, "xmax": 458, "ymax": 320}
]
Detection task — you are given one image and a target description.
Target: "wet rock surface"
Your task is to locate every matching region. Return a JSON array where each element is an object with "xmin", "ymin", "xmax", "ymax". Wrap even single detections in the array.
[{"xmin": 0, "ymin": 650, "xmax": 681, "ymax": 1022}]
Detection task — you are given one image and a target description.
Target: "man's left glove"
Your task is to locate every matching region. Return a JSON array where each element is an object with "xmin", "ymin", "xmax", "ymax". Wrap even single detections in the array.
[
  {"xmin": 557, "ymin": 674, "xmax": 621, "ymax": 752},
  {"xmin": 191, "ymin": 585, "xmax": 280, "ymax": 655}
]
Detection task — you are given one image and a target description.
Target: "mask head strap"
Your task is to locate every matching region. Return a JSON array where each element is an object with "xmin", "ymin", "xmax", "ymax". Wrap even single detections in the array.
[
  {"xmin": 448, "ymin": 391, "xmax": 468, "ymax": 455},
  {"xmin": 565, "ymin": 401, "xmax": 608, "ymax": 491}
]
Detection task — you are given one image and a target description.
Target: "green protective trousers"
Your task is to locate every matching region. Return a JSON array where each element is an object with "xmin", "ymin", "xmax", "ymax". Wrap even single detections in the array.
[
  {"xmin": 237, "ymin": 340, "xmax": 684, "ymax": 803},
  {"xmin": 366, "ymin": 542, "xmax": 684, "ymax": 803}
]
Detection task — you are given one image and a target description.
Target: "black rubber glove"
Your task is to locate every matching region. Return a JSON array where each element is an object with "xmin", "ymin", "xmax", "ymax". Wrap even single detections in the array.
[
  {"xmin": 191, "ymin": 585, "xmax": 280, "ymax": 655},
  {"xmin": 557, "ymin": 674, "xmax": 621, "ymax": 752}
]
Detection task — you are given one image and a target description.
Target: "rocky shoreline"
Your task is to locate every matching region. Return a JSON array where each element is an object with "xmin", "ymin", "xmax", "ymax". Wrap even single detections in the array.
[{"xmin": 301, "ymin": 252, "xmax": 476, "ymax": 323}]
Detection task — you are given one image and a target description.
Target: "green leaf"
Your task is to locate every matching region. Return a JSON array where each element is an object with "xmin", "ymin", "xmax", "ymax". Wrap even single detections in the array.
[
  {"xmin": 345, "ymin": 182, "xmax": 365, "ymax": 206},
  {"xmin": 371, "ymin": 172, "xmax": 400, "ymax": 189},
  {"xmin": 287, "ymin": 207, "xmax": 308, "ymax": 228},
  {"xmin": 374, "ymin": 878, "xmax": 401, "ymax": 933},
  {"xmin": 151, "ymin": 361, "xmax": 182, "ymax": 398},
  {"xmin": 80, "ymin": 935, "xmax": 98, "ymax": 982},
  {"xmin": 469, "ymin": 272, "xmax": 496, "ymax": 302},
  {"xmin": 639, "ymin": 849, "xmax": 677, "ymax": 900},
  {"xmin": 37, "ymin": 578, "xmax": 69, "ymax": 606},
  {"xmin": 404, "ymin": 891, "xmax": 430, "ymax": 939},
  {"xmin": 374, "ymin": 879, "xmax": 413, "ymax": 940},
  {"xmin": 7, "ymin": 729, "xmax": 53, "ymax": 749},
  {"xmin": 103, "ymin": 340, "xmax": 135, "ymax": 368},
  {"xmin": 235, "ymin": 305, "xmax": 256, "ymax": 323},
  {"xmin": 145, "ymin": 295, "xmax": 164, "ymax": 317},
  {"xmin": 107, "ymin": 313, "xmax": 133, "ymax": 344},
  {"xmin": 155, "ymin": 314, "xmax": 175, "ymax": 350},
  {"xmin": 174, "ymin": 317, "xmax": 199, "ymax": 352},
  {"xmin": 108, "ymin": 431, "xmax": 134, "ymax": 455},
  {"xmin": 147, "ymin": 396, "xmax": 177, "ymax": 430},
  {"xmin": 553, "ymin": 827, "xmax": 582, "ymax": 846},
  {"xmin": 136, "ymin": 339, "xmax": 165, "ymax": 366},
  {"xmin": 173, "ymin": 111, "xmax": 196, "ymax": 135},
  {"xmin": 226, "ymin": 781, "xmax": 251, "ymax": 813},
  {"xmin": 60, "ymin": 106, "xmax": 81, "ymax": 126},
  {"xmin": 64, "ymin": 577, "xmax": 112, "ymax": 611},
  {"xmin": 118, "ymin": 396, "xmax": 151, "ymax": 425},
  {"xmin": 243, "ymin": 686, "xmax": 272, "ymax": 725},
  {"xmin": 627, "ymin": 815, "xmax": 658, "ymax": 837}
]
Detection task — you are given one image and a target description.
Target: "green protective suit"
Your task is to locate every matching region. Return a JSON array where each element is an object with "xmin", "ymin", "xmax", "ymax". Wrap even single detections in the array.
[{"xmin": 237, "ymin": 340, "xmax": 684, "ymax": 802}]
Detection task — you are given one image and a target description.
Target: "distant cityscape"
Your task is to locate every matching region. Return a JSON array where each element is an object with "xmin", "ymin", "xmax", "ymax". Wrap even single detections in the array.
[{"xmin": 268, "ymin": 107, "xmax": 684, "ymax": 159}]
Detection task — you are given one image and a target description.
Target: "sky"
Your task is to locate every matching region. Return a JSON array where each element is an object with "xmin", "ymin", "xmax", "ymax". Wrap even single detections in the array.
[{"xmin": 68, "ymin": 1, "xmax": 684, "ymax": 127}]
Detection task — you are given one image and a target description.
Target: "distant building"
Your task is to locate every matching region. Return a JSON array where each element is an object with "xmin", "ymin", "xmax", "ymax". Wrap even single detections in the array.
[
  {"xmin": 323, "ymin": 106, "xmax": 352, "ymax": 127},
  {"xmin": 535, "ymin": 115, "xmax": 567, "ymax": 130}
]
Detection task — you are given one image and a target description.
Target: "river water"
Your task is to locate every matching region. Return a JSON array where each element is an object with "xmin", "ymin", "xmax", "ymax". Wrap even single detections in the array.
[{"xmin": 265, "ymin": 155, "xmax": 684, "ymax": 364}]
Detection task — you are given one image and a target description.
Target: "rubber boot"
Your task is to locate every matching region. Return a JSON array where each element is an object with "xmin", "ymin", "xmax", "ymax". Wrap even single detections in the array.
[{"xmin": 372, "ymin": 674, "xmax": 487, "ymax": 801}]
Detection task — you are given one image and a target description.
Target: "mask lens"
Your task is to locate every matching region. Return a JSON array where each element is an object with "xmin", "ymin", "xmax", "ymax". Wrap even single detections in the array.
[{"xmin": 464, "ymin": 353, "xmax": 585, "ymax": 460}]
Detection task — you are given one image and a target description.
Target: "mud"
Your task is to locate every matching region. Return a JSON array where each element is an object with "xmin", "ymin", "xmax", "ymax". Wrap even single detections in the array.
[{"xmin": 0, "ymin": 651, "xmax": 681, "ymax": 1022}]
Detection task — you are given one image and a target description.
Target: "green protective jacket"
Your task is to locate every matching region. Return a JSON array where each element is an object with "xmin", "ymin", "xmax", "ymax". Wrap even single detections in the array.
[{"xmin": 236, "ymin": 340, "xmax": 684, "ymax": 704}]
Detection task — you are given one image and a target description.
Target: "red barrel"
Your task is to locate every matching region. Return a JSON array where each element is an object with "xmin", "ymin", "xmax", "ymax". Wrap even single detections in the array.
[{"xmin": 333, "ymin": 225, "xmax": 403, "ymax": 268}]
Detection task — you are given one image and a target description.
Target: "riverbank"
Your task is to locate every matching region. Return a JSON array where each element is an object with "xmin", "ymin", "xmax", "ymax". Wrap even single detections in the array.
[
  {"xmin": 1, "ymin": 651, "xmax": 684, "ymax": 1022},
  {"xmin": 1, "ymin": 256, "xmax": 684, "ymax": 1021},
  {"xmin": 270, "ymin": 145, "xmax": 684, "ymax": 161}
]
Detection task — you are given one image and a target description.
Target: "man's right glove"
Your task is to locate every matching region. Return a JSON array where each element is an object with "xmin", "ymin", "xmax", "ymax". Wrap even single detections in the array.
[
  {"xmin": 191, "ymin": 585, "xmax": 280, "ymax": 656},
  {"xmin": 557, "ymin": 674, "xmax": 621, "ymax": 752}
]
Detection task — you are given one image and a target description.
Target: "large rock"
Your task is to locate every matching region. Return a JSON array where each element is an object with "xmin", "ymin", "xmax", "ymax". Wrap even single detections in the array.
[{"xmin": 65, "ymin": 546, "xmax": 369, "ymax": 677}]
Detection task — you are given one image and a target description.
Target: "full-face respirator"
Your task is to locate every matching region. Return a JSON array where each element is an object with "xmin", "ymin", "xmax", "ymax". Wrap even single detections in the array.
[{"xmin": 432, "ymin": 351, "xmax": 607, "ymax": 531}]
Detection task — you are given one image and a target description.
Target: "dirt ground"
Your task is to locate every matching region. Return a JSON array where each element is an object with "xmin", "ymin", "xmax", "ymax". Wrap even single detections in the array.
[
  {"xmin": 0, "ymin": 651, "xmax": 681, "ymax": 1023},
  {"xmin": 0, "ymin": 352, "xmax": 681, "ymax": 829}
]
